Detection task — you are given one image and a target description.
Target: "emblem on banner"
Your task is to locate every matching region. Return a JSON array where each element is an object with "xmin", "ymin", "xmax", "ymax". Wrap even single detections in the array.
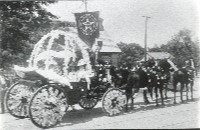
[{"xmin": 77, "ymin": 14, "xmax": 99, "ymax": 35}]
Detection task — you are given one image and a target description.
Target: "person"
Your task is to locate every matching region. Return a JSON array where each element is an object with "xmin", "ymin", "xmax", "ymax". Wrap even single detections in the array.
[
  {"xmin": 77, "ymin": 59, "xmax": 94, "ymax": 90},
  {"xmin": 0, "ymin": 69, "xmax": 7, "ymax": 114}
]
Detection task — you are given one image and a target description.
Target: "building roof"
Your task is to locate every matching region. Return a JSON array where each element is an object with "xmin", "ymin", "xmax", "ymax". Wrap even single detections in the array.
[
  {"xmin": 140, "ymin": 52, "xmax": 173, "ymax": 61},
  {"xmin": 147, "ymin": 52, "xmax": 173, "ymax": 59},
  {"xmin": 99, "ymin": 39, "xmax": 121, "ymax": 53},
  {"xmin": 94, "ymin": 32, "xmax": 121, "ymax": 53}
]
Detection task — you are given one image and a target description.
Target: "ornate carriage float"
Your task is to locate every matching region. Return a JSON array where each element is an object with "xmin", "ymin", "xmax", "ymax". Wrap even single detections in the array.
[{"xmin": 5, "ymin": 30, "xmax": 127, "ymax": 128}]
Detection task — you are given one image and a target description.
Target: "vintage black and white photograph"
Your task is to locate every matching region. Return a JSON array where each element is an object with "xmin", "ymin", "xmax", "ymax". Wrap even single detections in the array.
[{"xmin": 0, "ymin": 0, "xmax": 200, "ymax": 129}]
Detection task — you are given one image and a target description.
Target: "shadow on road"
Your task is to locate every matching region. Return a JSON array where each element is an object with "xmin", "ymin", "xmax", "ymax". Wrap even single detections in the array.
[
  {"xmin": 57, "ymin": 107, "xmax": 107, "ymax": 128},
  {"xmin": 55, "ymin": 96, "xmax": 200, "ymax": 128},
  {"xmin": 125, "ymin": 97, "xmax": 200, "ymax": 115}
]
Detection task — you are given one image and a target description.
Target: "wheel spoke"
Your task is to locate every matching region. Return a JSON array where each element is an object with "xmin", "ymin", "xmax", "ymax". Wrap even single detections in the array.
[{"xmin": 29, "ymin": 85, "xmax": 67, "ymax": 128}]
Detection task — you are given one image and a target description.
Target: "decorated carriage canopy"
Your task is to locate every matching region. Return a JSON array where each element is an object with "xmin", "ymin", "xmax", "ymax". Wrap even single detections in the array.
[{"xmin": 14, "ymin": 30, "xmax": 94, "ymax": 87}]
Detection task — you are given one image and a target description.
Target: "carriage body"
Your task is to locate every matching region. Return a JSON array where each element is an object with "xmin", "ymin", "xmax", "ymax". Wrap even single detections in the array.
[{"xmin": 65, "ymin": 81, "xmax": 88, "ymax": 105}]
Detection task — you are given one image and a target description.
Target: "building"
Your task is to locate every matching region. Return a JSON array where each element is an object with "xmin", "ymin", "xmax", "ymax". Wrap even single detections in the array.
[
  {"xmin": 94, "ymin": 32, "xmax": 121, "ymax": 67},
  {"xmin": 141, "ymin": 52, "xmax": 173, "ymax": 61}
]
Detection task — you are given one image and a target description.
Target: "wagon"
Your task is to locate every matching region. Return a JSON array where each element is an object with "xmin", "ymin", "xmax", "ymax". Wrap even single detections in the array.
[{"xmin": 5, "ymin": 65, "xmax": 127, "ymax": 128}]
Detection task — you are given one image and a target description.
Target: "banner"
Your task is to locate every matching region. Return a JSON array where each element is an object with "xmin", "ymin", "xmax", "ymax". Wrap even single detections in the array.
[
  {"xmin": 75, "ymin": 11, "xmax": 100, "ymax": 48},
  {"xmin": 99, "ymin": 17, "xmax": 104, "ymax": 31}
]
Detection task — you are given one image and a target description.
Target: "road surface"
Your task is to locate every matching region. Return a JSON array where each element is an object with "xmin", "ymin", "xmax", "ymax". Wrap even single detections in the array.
[{"xmin": 0, "ymin": 77, "xmax": 200, "ymax": 129}]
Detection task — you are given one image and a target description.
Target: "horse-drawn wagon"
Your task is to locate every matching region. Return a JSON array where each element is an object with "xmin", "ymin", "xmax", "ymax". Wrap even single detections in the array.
[
  {"xmin": 5, "ymin": 30, "xmax": 127, "ymax": 128},
  {"xmin": 4, "ymin": 30, "xmax": 195, "ymax": 129}
]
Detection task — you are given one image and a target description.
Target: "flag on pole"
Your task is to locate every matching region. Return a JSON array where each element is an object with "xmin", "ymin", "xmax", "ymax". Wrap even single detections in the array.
[{"xmin": 74, "ymin": 11, "xmax": 100, "ymax": 48}]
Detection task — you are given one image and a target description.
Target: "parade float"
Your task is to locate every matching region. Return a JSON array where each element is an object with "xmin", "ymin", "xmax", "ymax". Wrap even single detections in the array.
[{"xmin": 5, "ymin": 6, "xmax": 127, "ymax": 128}]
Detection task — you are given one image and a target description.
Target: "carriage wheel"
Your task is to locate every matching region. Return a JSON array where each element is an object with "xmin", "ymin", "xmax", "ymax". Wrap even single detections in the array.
[
  {"xmin": 102, "ymin": 88, "xmax": 126, "ymax": 116},
  {"xmin": 79, "ymin": 93, "xmax": 98, "ymax": 109},
  {"xmin": 5, "ymin": 80, "xmax": 37, "ymax": 118},
  {"xmin": 29, "ymin": 84, "xmax": 67, "ymax": 129}
]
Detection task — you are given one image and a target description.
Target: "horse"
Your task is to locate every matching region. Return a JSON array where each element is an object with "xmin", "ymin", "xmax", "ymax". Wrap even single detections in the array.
[
  {"xmin": 125, "ymin": 67, "xmax": 150, "ymax": 110},
  {"xmin": 145, "ymin": 67, "xmax": 156, "ymax": 100},
  {"xmin": 144, "ymin": 59, "xmax": 173, "ymax": 106},
  {"xmin": 154, "ymin": 68, "xmax": 167, "ymax": 106},
  {"xmin": 111, "ymin": 64, "xmax": 150, "ymax": 111},
  {"xmin": 157, "ymin": 59, "xmax": 173, "ymax": 99},
  {"xmin": 145, "ymin": 65, "xmax": 169, "ymax": 106},
  {"xmin": 173, "ymin": 65, "xmax": 195, "ymax": 103}
]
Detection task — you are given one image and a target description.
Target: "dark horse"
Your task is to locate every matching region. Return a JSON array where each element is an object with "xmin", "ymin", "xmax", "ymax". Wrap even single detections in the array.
[
  {"xmin": 157, "ymin": 59, "xmax": 173, "ymax": 99},
  {"xmin": 144, "ymin": 59, "xmax": 173, "ymax": 106},
  {"xmin": 110, "ymin": 64, "xmax": 150, "ymax": 111},
  {"xmin": 153, "ymin": 67, "xmax": 167, "ymax": 106},
  {"xmin": 125, "ymin": 67, "xmax": 150, "ymax": 110},
  {"xmin": 173, "ymin": 65, "xmax": 195, "ymax": 103}
]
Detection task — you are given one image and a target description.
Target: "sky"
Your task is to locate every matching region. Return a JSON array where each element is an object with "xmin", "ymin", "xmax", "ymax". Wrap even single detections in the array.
[{"xmin": 45, "ymin": 0, "xmax": 200, "ymax": 48}]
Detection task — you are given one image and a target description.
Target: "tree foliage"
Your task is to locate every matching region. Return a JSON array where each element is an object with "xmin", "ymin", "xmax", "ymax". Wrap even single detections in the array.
[
  {"xmin": 0, "ymin": 1, "xmax": 57, "ymax": 69},
  {"xmin": 117, "ymin": 42, "xmax": 144, "ymax": 66},
  {"xmin": 160, "ymin": 29, "xmax": 200, "ymax": 68}
]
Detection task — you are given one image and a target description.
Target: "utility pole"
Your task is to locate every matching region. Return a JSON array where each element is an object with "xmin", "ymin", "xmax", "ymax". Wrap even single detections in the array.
[
  {"xmin": 142, "ymin": 16, "xmax": 151, "ymax": 62},
  {"xmin": 84, "ymin": 0, "xmax": 88, "ymax": 12}
]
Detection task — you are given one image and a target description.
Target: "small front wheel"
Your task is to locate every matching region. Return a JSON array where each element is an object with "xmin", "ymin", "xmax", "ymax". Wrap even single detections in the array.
[
  {"xmin": 29, "ymin": 84, "xmax": 67, "ymax": 129},
  {"xmin": 102, "ymin": 88, "xmax": 126, "ymax": 116},
  {"xmin": 79, "ymin": 94, "xmax": 98, "ymax": 109}
]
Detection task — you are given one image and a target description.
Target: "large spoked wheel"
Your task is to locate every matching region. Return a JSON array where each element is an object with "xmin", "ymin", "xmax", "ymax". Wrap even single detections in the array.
[
  {"xmin": 29, "ymin": 84, "xmax": 68, "ymax": 129},
  {"xmin": 5, "ymin": 80, "xmax": 37, "ymax": 118},
  {"xmin": 102, "ymin": 88, "xmax": 126, "ymax": 116},
  {"xmin": 79, "ymin": 92, "xmax": 98, "ymax": 109}
]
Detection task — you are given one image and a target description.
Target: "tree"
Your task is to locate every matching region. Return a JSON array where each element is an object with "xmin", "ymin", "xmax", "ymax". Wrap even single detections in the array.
[
  {"xmin": 160, "ymin": 29, "xmax": 200, "ymax": 68},
  {"xmin": 117, "ymin": 42, "xmax": 144, "ymax": 66},
  {"xmin": 0, "ymin": 1, "xmax": 57, "ymax": 69}
]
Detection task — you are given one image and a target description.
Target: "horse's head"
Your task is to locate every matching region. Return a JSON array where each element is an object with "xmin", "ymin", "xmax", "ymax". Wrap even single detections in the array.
[{"xmin": 158, "ymin": 59, "xmax": 172, "ymax": 72}]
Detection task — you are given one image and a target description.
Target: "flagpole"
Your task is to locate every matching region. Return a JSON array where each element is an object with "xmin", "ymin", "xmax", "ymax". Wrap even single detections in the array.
[
  {"xmin": 84, "ymin": 0, "xmax": 88, "ymax": 12},
  {"xmin": 142, "ymin": 16, "xmax": 151, "ymax": 62}
]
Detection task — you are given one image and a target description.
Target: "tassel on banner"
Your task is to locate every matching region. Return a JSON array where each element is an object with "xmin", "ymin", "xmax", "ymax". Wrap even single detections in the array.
[{"xmin": 99, "ymin": 17, "xmax": 104, "ymax": 31}]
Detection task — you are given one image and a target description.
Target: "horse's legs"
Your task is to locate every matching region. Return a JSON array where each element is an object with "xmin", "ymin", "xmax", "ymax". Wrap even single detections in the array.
[
  {"xmin": 149, "ymin": 85, "xmax": 154, "ymax": 100},
  {"xmin": 159, "ymin": 85, "xmax": 164, "ymax": 105},
  {"xmin": 0, "ymin": 102, "xmax": 4, "ymax": 114},
  {"xmin": 173, "ymin": 81, "xmax": 177, "ymax": 104},
  {"xmin": 180, "ymin": 83, "xmax": 184, "ymax": 102},
  {"xmin": 191, "ymin": 80, "xmax": 194, "ymax": 100},
  {"xmin": 148, "ymin": 86, "xmax": 153, "ymax": 100},
  {"xmin": 186, "ymin": 82, "xmax": 189, "ymax": 100},
  {"xmin": 155, "ymin": 86, "xmax": 159, "ymax": 106},
  {"xmin": 125, "ymin": 95, "xmax": 129, "ymax": 112},
  {"xmin": 143, "ymin": 89, "xmax": 150, "ymax": 104},
  {"xmin": 131, "ymin": 95, "xmax": 134, "ymax": 110},
  {"xmin": 125, "ymin": 87, "xmax": 133, "ymax": 112},
  {"xmin": 164, "ymin": 84, "xmax": 168, "ymax": 99}
]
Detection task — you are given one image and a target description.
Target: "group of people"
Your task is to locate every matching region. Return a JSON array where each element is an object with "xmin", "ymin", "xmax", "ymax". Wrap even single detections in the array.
[
  {"xmin": 0, "ymin": 57, "xmax": 196, "ymax": 113},
  {"xmin": 91, "ymin": 58, "xmax": 195, "ymax": 107}
]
